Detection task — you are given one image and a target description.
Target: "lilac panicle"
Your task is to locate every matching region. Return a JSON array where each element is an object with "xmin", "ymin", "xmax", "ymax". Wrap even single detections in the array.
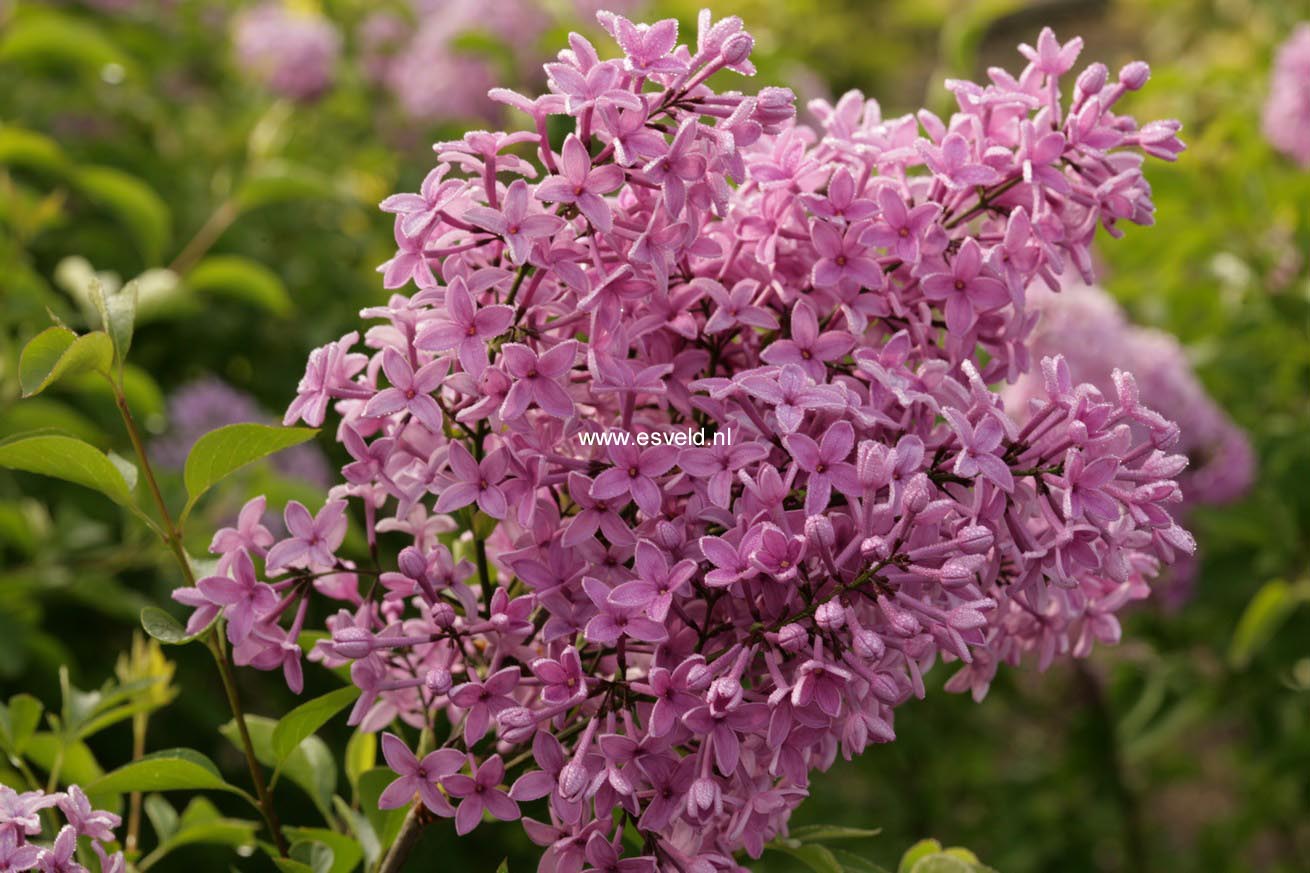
[
  {"xmin": 185, "ymin": 12, "xmax": 1192, "ymax": 869},
  {"xmin": 0, "ymin": 784, "xmax": 123, "ymax": 873}
]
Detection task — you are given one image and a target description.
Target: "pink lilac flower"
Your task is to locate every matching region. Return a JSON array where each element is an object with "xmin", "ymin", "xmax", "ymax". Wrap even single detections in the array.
[
  {"xmin": 188, "ymin": 13, "xmax": 1194, "ymax": 870},
  {"xmin": 197, "ymin": 549, "xmax": 276, "ymax": 645},
  {"xmin": 1263, "ymin": 24, "xmax": 1310, "ymax": 166},
  {"xmin": 264, "ymin": 499, "xmax": 348, "ymax": 572},
  {"xmin": 444, "ymin": 755, "xmax": 519, "ymax": 835},
  {"xmin": 232, "ymin": 3, "xmax": 340, "ymax": 102},
  {"xmin": 377, "ymin": 733, "xmax": 466, "ymax": 814}
]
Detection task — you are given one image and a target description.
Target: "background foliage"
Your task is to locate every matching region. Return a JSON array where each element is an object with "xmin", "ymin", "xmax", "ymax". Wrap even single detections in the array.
[{"xmin": 1, "ymin": 0, "xmax": 1307, "ymax": 871}]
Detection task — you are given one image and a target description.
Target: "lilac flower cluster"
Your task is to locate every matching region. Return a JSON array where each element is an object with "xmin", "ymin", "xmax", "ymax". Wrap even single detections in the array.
[
  {"xmin": 1007, "ymin": 283, "xmax": 1252, "ymax": 508},
  {"xmin": 152, "ymin": 378, "xmax": 331, "ymax": 488},
  {"xmin": 1004, "ymin": 282, "xmax": 1251, "ymax": 607},
  {"xmin": 179, "ymin": 12, "xmax": 1191, "ymax": 867},
  {"xmin": 0, "ymin": 785, "xmax": 123, "ymax": 873},
  {"xmin": 232, "ymin": 2, "xmax": 342, "ymax": 103},
  {"xmin": 1263, "ymin": 24, "xmax": 1310, "ymax": 166}
]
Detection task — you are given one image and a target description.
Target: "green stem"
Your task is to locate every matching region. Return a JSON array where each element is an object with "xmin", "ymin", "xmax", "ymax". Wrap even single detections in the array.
[
  {"xmin": 109, "ymin": 380, "xmax": 288, "ymax": 857},
  {"xmin": 375, "ymin": 803, "xmax": 431, "ymax": 873},
  {"xmin": 168, "ymin": 199, "xmax": 238, "ymax": 276},
  {"xmin": 210, "ymin": 633, "xmax": 289, "ymax": 856}
]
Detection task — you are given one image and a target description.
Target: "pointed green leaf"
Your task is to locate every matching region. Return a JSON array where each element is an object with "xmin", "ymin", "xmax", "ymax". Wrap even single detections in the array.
[
  {"xmin": 789, "ymin": 825, "xmax": 882, "ymax": 843},
  {"xmin": 285, "ymin": 828, "xmax": 361, "ymax": 873},
  {"xmin": 221, "ymin": 716, "xmax": 336, "ymax": 820},
  {"xmin": 830, "ymin": 848, "xmax": 893, "ymax": 873},
  {"xmin": 0, "ymin": 693, "xmax": 43, "ymax": 755},
  {"xmin": 19, "ymin": 327, "xmax": 113, "ymax": 397},
  {"xmin": 74, "ymin": 166, "xmax": 171, "ymax": 264},
  {"xmin": 0, "ymin": 434, "xmax": 132, "ymax": 505},
  {"xmin": 89, "ymin": 748, "xmax": 232, "ymax": 795},
  {"xmin": 272, "ymin": 686, "xmax": 359, "ymax": 763},
  {"xmin": 1229, "ymin": 578, "xmax": 1304, "ymax": 668},
  {"xmin": 140, "ymin": 606, "xmax": 216, "ymax": 646},
  {"xmin": 344, "ymin": 730, "xmax": 375, "ymax": 794},
  {"xmin": 143, "ymin": 794, "xmax": 179, "ymax": 844},
  {"xmin": 770, "ymin": 842, "xmax": 844, "ymax": 873},
  {"xmin": 183, "ymin": 423, "xmax": 318, "ymax": 512},
  {"xmin": 899, "ymin": 841, "xmax": 944, "ymax": 873},
  {"xmin": 187, "ymin": 256, "xmax": 293, "ymax": 315}
]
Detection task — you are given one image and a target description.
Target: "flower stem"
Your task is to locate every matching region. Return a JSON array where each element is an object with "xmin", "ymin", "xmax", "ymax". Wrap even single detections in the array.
[
  {"xmin": 110, "ymin": 380, "xmax": 288, "ymax": 857},
  {"xmin": 210, "ymin": 632, "xmax": 289, "ymax": 857},
  {"xmin": 375, "ymin": 803, "xmax": 431, "ymax": 873}
]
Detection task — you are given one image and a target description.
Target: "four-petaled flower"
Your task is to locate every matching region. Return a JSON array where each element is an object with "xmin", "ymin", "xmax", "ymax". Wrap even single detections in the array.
[
  {"xmin": 535, "ymin": 134, "xmax": 626, "ymax": 232},
  {"xmin": 377, "ymin": 732, "xmax": 466, "ymax": 815},
  {"xmin": 443, "ymin": 754, "xmax": 520, "ymax": 835},
  {"xmin": 197, "ymin": 549, "xmax": 277, "ymax": 644},
  {"xmin": 466, "ymin": 179, "xmax": 565, "ymax": 264},
  {"xmin": 415, "ymin": 278, "xmax": 514, "ymax": 376}
]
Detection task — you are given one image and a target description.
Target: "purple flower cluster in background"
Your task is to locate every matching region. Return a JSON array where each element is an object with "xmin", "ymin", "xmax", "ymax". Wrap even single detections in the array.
[
  {"xmin": 360, "ymin": 0, "xmax": 640, "ymax": 122},
  {"xmin": 0, "ymin": 785, "xmax": 123, "ymax": 873},
  {"xmin": 153, "ymin": 378, "xmax": 331, "ymax": 487},
  {"xmin": 232, "ymin": 2, "xmax": 341, "ymax": 103},
  {"xmin": 179, "ymin": 11, "xmax": 1192, "ymax": 868},
  {"xmin": 1263, "ymin": 23, "xmax": 1310, "ymax": 166},
  {"xmin": 1005, "ymin": 283, "xmax": 1252, "ymax": 605}
]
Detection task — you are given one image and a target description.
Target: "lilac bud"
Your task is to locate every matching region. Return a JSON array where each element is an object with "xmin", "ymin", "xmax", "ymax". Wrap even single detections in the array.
[
  {"xmin": 815, "ymin": 600, "xmax": 845, "ymax": 631},
  {"xmin": 870, "ymin": 672, "xmax": 901, "ymax": 704},
  {"xmin": 498, "ymin": 706, "xmax": 537, "ymax": 743},
  {"xmin": 429, "ymin": 601, "xmax": 456, "ymax": 629},
  {"xmin": 684, "ymin": 661, "xmax": 713, "ymax": 692},
  {"xmin": 902, "ymin": 473, "xmax": 933, "ymax": 513},
  {"xmin": 1118, "ymin": 61, "xmax": 1150, "ymax": 90},
  {"xmin": 331, "ymin": 627, "xmax": 374, "ymax": 660},
  {"xmin": 557, "ymin": 759, "xmax": 589, "ymax": 801},
  {"xmin": 861, "ymin": 536, "xmax": 891, "ymax": 561},
  {"xmin": 720, "ymin": 32, "xmax": 754, "ymax": 66},
  {"xmin": 708, "ymin": 677, "xmax": 743, "ymax": 711},
  {"xmin": 857, "ymin": 441, "xmax": 894, "ymax": 490},
  {"xmin": 957, "ymin": 524, "xmax": 994, "ymax": 555},
  {"xmin": 424, "ymin": 667, "xmax": 452, "ymax": 695},
  {"xmin": 397, "ymin": 546, "xmax": 427, "ymax": 579},
  {"xmin": 686, "ymin": 777, "xmax": 723, "ymax": 821},
  {"xmin": 1076, "ymin": 63, "xmax": 1107, "ymax": 95},
  {"xmin": 752, "ymin": 86, "xmax": 796, "ymax": 128},
  {"xmin": 804, "ymin": 514, "xmax": 835, "ymax": 548},
  {"xmin": 878, "ymin": 595, "xmax": 921, "ymax": 637},
  {"xmin": 777, "ymin": 622, "xmax": 808, "ymax": 652},
  {"xmin": 939, "ymin": 556, "xmax": 979, "ymax": 589},
  {"xmin": 853, "ymin": 628, "xmax": 886, "ymax": 660}
]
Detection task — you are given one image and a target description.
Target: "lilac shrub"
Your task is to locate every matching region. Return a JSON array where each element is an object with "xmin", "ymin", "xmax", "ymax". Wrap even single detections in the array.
[
  {"xmin": 176, "ymin": 11, "xmax": 1191, "ymax": 868},
  {"xmin": 1263, "ymin": 23, "xmax": 1310, "ymax": 166},
  {"xmin": 0, "ymin": 785, "xmax": 124, "ymax": 873},
  {"xmin": 232, "ymin": 2, "xmax": 342, "ymax": 103}
]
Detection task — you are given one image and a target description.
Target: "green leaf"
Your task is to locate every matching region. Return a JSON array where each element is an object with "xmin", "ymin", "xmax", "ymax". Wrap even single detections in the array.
[
  {"xmin": 332, "ymin": 797, "xmax": 380, "ymax": 867},
  {"xmin": 272, "ymin": 686, "xmax": 359, "ymax": 763},
  {"xmin": 831, "ymin": 848, "xmax": 893, "ymax": 873},
  {"xmin": 87, "ymin": 276, "xmax": 138, "ymax": 369},
  {"xmin": 344, "ymin": 730, "xmax": 375, "ymax": 794},
  {"xmin": 789, "ymin": 825, "xmax": 882, "ymax": 843},
  {"xmin": 140, "ymin": 606, "xmax": 216, "ymax": 646},
  {"xmin": 0, "ymin": 693, "xmax": 43, "ymax": 755},
  {"xmin": 284, "ymin": 828, "xmax": 361, "ymax": 873},
  {"xmin": 496, "ymin": 862, "xmax": 509, "ymax": 873},
  {"xmin": 183, "ymin": 423, "xmax": 318, "ymax": 513},
  {"xmin": 0, "ymin": 434, "xmax": 132, "ymax": 505},
  {"xmin": 899, "ymin": 841, "xmax": 944, "ymax": 873},
  {"xmin": 187, "ymin": 255, "xmax": 293, "ymax": 315},
  {"xmin": 19, "ymin": 328, "xmax": 113, "ymax": 397},
  {"xmin": 221, "ymin": 716, "xmax": 336, "ymax": 820},
  {"xmin": 770, "ymin": 842, "xmax": 844, "ymax": 873},
  {"xmin": 272, "ymin": 858, "xmax": 316, "ymax": 873},
  {"xmin": 143, "ymin": 794, "xmax": 179, "ymax": 844},
  {"xmin": 0, "ymin": 126, "xmax": 69, "ymax": 175},
  {"xmin": 357, "ymin": 769, "xmax": 407, "ymax": 848},
  {"xmin": 74, "ymin": 166, "xmax": 171, "ymax": 264},
  {"xmin": 289, "ymin": 840, "xmax": 336, "ymax": 873},
  {"xmin": 908, "ymin": 857, "xmax": 975, "ymax": 873},
  {"xmin": 1229, "ymin": 578, "xmax": 1304, "ymax": 668},
  {"xmin": 144, "ymin": 796, "xmax": 258, "ymax": 865},
  {"xmin": 89, "ymin": 748, "xmax": 234, "ymax": 795},
  {"xmin": 0, "ymin": 12, "xmax": 127, "ymax": 75},
  {"xmin": 236, "ymin": 162, "xmax": 341, "ymax": 211}
]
